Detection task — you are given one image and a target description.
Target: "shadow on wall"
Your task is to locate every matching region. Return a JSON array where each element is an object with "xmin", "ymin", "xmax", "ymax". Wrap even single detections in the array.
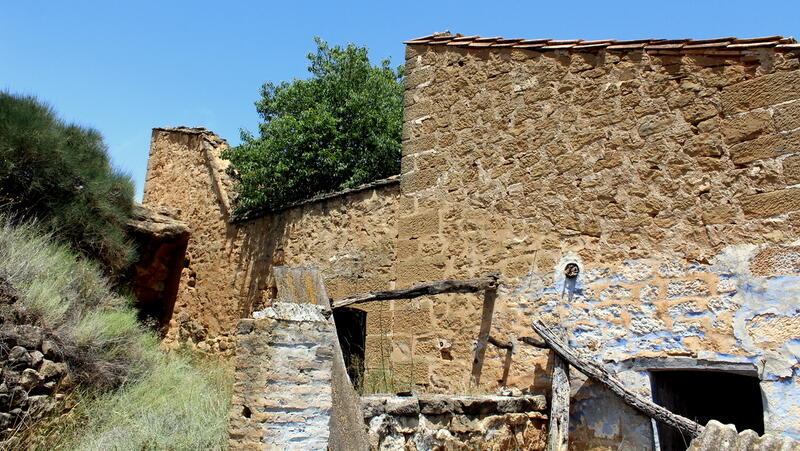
[{"xmin": 231, "ymin": 195, "xmax": 379, "ymax": 319}]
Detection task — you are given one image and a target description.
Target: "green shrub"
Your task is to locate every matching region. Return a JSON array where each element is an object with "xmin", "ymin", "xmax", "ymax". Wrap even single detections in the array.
[
  {"xmin": 223, "ymin": 38, "xmax": 403, "ymax": 218},
  {"xmin": 0, "ymin": 92, "xmax": 136, "ymax": 274}
]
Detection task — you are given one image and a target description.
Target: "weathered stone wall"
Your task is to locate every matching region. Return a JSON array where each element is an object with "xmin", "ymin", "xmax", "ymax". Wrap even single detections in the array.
[
  {"xmin": 143, "ymin": 36, "xmax": 800, "ymax": 449},
  {"xmin": 0, "ymin": 279, "xmax": 72, "ymax": 445},
  {"xmin": 142, "ymin": 127, "xmax": 399, "ymax": 353},
  {"xmin": 362, "ymin": 394, "xmax": 548, "ymax": 450},
  {"xmin": 229, "ymin": 304, "xmax": 335, "ymax": 450},
  {"xmin": 397, "ymin": 41, "xmax": 800, "ymax": 446}
]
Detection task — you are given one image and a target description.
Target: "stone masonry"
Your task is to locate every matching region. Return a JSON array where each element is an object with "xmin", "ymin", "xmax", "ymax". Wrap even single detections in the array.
[
  {"xmin": 144, "ymin": 33, "xmax": 800, "ymax": 449},
  {"xmin": 362, "ymin": 394, "xmax": 548, "ymax": 450},
  {"xmin": 229, "ymin": 303, "xmax": 336, "ymax": 450}
]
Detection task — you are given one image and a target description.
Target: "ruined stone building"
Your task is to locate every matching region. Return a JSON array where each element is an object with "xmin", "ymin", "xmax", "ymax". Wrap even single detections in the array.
[{"xmin": 141, "ymin": 33, "xmax": 800, "ymax": 449}]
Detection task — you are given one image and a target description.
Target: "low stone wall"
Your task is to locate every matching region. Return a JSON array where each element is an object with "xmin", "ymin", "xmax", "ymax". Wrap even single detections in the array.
[
  {"xmin": 0, "ymin": 279, "xmax": 71, "ymax": 444},
  {"xmin": 362, "ymin": 394, "xmax": 548, "ymax": 450}
]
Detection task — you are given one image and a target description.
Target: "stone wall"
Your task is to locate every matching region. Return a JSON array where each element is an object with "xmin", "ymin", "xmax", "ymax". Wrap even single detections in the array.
[
  {"xmin": 688, "ymin": 420, "xmax": 800, "ymax": 450},
  {"xmin": 397, "ymin": 39, "xmax": 800, "ymax": 446},
  {"xmin": 143, "ymin": 34, "xmax": 800, "ymax": 449},
  {"xmin": 142, "ymin": 127, "xmax": 399, "ymax": 354},
  {"xmin": 362, "ymin": 394, "xmax": 548, "ymax": 450},
  {"xmin": 0, "ymin": 278, "xmax": 71, "ymax": 445},
  {"xmin": 229, "ymin": 304, "xmax": 335, "ymax": 450}
]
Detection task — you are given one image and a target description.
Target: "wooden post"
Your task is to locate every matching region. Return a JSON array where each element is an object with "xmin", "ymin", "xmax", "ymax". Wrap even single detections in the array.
[
  {"xmin": 547, "ymin": 338, "xmax": 570, "ymax": 451},
  {"xmin": 470, "ymin": 284, "xmax": 498, "ymax": 386}
]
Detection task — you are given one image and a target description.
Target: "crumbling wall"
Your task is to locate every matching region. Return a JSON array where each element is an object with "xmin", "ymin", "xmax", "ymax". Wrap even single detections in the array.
[
  {"xmin": 688, "ymin": 420, "xmax": 800, "ymax": 450},
  {"xmin": 362, "ymin": 394, "xmax": 548, "ymax": 450},
  {"xmin": 0, "ymin": 279, "xmax": 72, "ymax": 445},
  {"xmin": 143, "ymin": 127, "xmax": 399, "ymax": 353},
  {"xmin": 229, "ymin": 304, "xmax": 336, "ymax": 450}
]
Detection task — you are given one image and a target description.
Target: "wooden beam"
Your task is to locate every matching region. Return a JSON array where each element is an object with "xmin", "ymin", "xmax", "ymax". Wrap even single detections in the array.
[
  {"xmin": 331, "ymin": 276, "xmax": 497, "ymax": 309},
  {"xmin": 470, "ymin": 285, "xmax": 498, "ymax": 386},
  {"xmin": 546, "ymin": 331, "xmax": 570, "ymax": 451},
  {"xmin": 488, "ymin": 335, "xmax": 513, "ymax": 349},
  {"xmin": 531, "ymin": 320, "xmax": 704, "ymax": 438},
  {"xmin": 520, "ymin": 336, "xmax": 549, "ymax": 348}
]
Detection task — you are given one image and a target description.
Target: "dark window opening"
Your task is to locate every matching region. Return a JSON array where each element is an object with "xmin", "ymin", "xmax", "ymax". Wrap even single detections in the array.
[
  {"xmin": 333, "ymin": 308, "xmax": 366, "ymax": 391},
  {"xmin": 650, "ymin": 370, "xmax": 764, "ymax": 451}
]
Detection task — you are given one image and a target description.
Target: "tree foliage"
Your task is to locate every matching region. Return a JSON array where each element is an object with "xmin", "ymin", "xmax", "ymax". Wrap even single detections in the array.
[
  {"xmin": 223, "ymin": 38, "xmax": 404, "ymax": 217},
  {"xmin": 0, "ymin": 92, "xmax": 135, "ymax": 273}
]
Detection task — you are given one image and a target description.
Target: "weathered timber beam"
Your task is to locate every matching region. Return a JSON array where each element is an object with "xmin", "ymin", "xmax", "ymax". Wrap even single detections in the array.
[
  {"xmin": 547, "ymin": 353, "xmax": 570, "ymax": 451},
  {"xmin": 332, "ymin": 276, "xmax": 497, "ymax": 309},
  {"xmin": 488, "ymin": 335, "xmax": 513, "ymax": 349},
  {"xmin": 520, "ymin": 336, "xmax": 549, "ymax": 348},
  {"xmin": 531, "ymin": 320, "xmax": 704, "ymax": 438}
]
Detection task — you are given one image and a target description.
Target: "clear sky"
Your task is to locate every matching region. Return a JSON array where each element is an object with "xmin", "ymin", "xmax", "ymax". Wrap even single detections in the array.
[{"xmin": 2, "ymin": 1, "xmax": 798, "ymax": 200}]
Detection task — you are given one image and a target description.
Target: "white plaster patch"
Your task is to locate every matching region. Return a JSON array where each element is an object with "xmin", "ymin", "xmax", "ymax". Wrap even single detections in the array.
[{"xmin": 630, "ymin": 316, "xmax": 666, "ymax": 335}]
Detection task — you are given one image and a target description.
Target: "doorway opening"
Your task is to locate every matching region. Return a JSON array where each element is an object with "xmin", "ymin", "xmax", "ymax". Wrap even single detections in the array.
[
  {"xmin": 333, "ymin": 307, "xmax": 367, "ymax": 391},
  {"xmin": 650, "ymin": 370, "xmax": 764, "ymax": 450}
]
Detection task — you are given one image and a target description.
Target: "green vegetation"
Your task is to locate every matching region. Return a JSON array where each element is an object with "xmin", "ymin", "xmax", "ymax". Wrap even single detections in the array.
[
  {"xmin": 223, "ymin": 38, "xmax": 404, "ymax": 217},
  {"xmin": 1, "ymin": 219, "xmax": 231, "ymax": 450},
  {"xmin": 0, "ymin": 92, "xmax": 136, "ymax": 274}
]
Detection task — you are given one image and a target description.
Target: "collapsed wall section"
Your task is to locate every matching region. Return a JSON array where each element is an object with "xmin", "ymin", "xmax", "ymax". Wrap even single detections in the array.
[{"xmin": 142, "ymin": 127, "xmax": 399, "ymax": 353}]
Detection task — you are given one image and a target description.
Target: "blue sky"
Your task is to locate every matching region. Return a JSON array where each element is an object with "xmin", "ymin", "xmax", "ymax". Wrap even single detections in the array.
[{"xmin": 2, "ymin": 1, "xmax": 798, "ymax": 199}]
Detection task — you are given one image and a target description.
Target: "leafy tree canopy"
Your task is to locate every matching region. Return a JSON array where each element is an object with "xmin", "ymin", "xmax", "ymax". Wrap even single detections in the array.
[
  {"xmin": 0, "ymin": 92, "xmax": 136, "ymax": 273},
  {"xmin": 223, "ymin": 38, "xmax": 404, "ymax": 217}
]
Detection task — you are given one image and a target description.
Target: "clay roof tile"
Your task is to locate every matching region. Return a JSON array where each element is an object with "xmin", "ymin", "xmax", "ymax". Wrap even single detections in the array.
[{"xmin": 405, "ymin": 33, "xmax": 798, "ymax": 55}]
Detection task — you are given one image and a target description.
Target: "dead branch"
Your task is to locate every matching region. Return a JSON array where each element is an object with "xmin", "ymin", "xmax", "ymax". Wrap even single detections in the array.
[{"xmin": 520, "ymin": 336, "xmax": 549, "ymax": 348}]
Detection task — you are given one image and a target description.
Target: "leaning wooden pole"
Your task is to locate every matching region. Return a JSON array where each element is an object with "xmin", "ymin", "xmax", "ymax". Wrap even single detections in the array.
[
  {"xmin": 547, "ymin": 342, "xmax": 570, "ymax": 451},
  {"xmin": 470, "ymin": 284, "xmax": 498, "ymax": 386},
  {"xmin": 531, "ymin": 320, "xmax": 704, "ymax": 439}
]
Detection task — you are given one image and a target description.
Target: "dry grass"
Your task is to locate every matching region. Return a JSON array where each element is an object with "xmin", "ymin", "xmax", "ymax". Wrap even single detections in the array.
[{"xmin": 0, "ymin": 218, "xmax": 232, "ymax": 450}]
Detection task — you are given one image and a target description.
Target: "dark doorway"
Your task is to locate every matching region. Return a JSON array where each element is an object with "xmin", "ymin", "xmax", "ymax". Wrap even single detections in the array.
[
  {"xmin": 650, "ymin": 370, "xmax": 764, "ymax": 450},
  {"xmin": 333, "ymin": 308, "xmax": 367, "ymax": 391}
]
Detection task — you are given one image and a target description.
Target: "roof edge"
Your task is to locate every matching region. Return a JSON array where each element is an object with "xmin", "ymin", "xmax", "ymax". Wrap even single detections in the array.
[{"xmin": 404, "ymin": 33, "xmax": 800, "ymax": 53}]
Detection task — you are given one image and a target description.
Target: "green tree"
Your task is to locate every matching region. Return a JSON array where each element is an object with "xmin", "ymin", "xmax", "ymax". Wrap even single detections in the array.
[
  {"xmin": 0, "ymin": 92, "xmax": 135, "ymax": 273},
  {"xmin": 223, "ymin": 38, "xmax": 404, "ymax": 217}
]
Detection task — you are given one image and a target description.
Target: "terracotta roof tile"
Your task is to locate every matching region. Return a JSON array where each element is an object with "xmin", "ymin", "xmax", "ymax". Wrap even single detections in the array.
[{"xmin": 404, "ymin": 32, "xmax": 798, "ymax": 54}]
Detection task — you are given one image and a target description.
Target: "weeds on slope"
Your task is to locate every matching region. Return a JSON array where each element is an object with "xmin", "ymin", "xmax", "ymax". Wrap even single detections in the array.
[{"xmin": 0, "ymin": 219, "xmax": 231, "ymax": 450}]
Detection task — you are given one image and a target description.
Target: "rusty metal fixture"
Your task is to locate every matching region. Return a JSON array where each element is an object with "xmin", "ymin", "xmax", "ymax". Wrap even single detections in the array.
[{"xmin": 564, "ymin": 263, "xmax": 580, "ymax": 279}]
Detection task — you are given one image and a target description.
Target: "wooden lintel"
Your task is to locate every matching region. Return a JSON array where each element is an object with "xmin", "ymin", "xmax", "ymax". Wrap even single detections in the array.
[
  {"xmin": 531, "ymin": 320, "xmax": 704, "ymax": 438},
  {"xmin": 331, "ymin": 276, "xmax": 497, "ymax": 309}
]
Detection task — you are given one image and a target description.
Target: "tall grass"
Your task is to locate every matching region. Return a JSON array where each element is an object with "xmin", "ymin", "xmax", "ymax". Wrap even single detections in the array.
[{"xmin": 0, "ymin": 218, "xmax": 231, "ymax": 449}]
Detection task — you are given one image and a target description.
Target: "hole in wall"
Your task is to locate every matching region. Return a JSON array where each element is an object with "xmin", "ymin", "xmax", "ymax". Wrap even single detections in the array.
[
  {"xmin": 650, "ymin": 370, "xmax": 764, "ymax": 450},
  {"xmin": 242, "ymin": 405, "xmax": 251, "ymax": 418},
  {"xmin": 333, "ymin": 307, "xmax": 367, "ymax": 390}
]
